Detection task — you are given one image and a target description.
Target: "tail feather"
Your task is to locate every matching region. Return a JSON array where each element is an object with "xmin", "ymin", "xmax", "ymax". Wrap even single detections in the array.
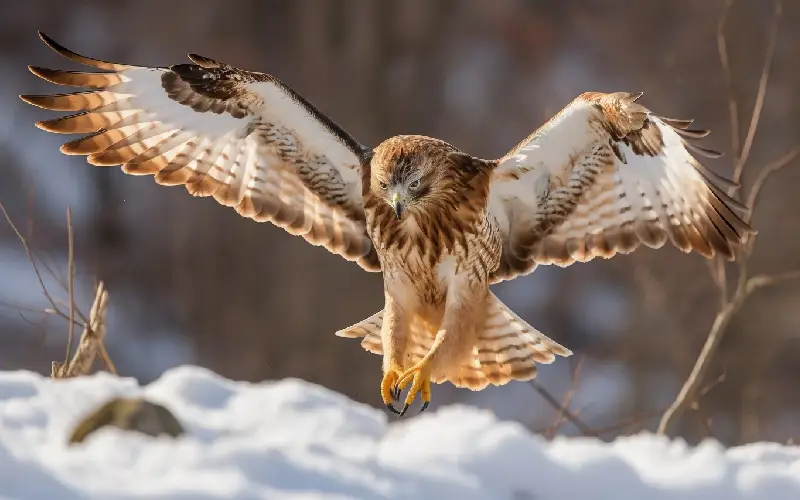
[
  {"xmin": 465, "ymin": 292, "xmax": 571, "ymax": 389},
  {"xmin": 334, "ymin": 310, "xmax": 434, "ymax": 363},
  {"xmin": 336, "ymin": 293, "xmax": 571, "ymax": 391},
  {"xmin": 335, "ymin": 310, "xmax": 383, "ymax": 355}
]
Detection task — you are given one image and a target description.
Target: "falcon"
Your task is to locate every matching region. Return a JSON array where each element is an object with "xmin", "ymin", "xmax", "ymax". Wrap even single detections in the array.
[{"xmin": 21, "ymin": 32, "xmax": 753, "ymax": 416}]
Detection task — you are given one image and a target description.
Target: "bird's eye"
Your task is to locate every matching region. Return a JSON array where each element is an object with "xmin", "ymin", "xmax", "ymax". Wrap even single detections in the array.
[
  {"xmin": 409, "ymin": 179, "xmax": 421, "ymax": 190},
  {"xmin": 379, "ymin": 181, "xmax": 387, "ymax": 190}
]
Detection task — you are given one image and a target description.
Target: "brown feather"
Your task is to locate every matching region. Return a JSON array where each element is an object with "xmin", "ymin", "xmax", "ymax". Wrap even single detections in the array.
[
  {"xmin": 28, "ymin": 66, "xmax": 124, "ymax": 89},
  {"xmin": 37, "ymin": 31, "xmax": 134, "ymax": 71}
]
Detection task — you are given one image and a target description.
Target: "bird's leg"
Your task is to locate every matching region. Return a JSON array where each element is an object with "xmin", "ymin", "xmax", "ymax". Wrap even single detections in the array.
[
  {"xmin": 396, "ymin": 287, "xmax": 485, "ymax": 417},
  {"xmin": 380, "ymin": 297, "xmax": 408, "ymax": 415}
]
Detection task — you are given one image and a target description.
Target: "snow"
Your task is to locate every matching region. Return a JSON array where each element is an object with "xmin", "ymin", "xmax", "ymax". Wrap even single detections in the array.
[{"xmin": 0, "ymin": 366, "xmax": 798, "ymax": 500}]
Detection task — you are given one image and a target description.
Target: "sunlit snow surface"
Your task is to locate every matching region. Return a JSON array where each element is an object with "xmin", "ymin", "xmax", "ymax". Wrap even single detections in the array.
[{"xmin": 0, "ymin": 366, "xmax": 798, "ymax": 499}]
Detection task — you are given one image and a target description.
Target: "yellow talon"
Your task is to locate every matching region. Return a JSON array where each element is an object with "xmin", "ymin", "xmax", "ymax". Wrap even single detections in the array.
[
  {"xmin": 395, "ymin": 361, "xmax": 432, "ymax": 416},
  {"xmin": 380, "ymin": 366, "xmax": 402, "ymax": 415}
]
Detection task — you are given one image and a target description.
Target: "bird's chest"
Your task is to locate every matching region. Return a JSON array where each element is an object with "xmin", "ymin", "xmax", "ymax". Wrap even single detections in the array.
[
  {"xmin": 374, "ymin": 214, "xmax": 500, "ymax": 309},
  {"xmin": 382, "ymin": 249, "xmax": 456, "ymax": 309}
]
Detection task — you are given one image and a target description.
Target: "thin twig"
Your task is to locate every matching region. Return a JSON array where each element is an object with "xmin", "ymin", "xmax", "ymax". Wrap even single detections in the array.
[
  {"xmin": 746, "ymin": 148, "xmax": 800, "ymax": 211},
  {"xmin": 0, "ymin": 203, "xmax": 92, "ymax": 335},
  {"xmin": 698, "ymin": 413, "xmax": 717, "ymax": 439},
  {"xmin": 746, "ymin": 270, "xmax": 800, "ymax": 296},
  {"xmin": 691, "ymin": 370, "xmax": 727, "ymax": 409},
  {"xmin": 22, "ymin": 198, "xmax": 68, "ymax": 290},
  {"xmin": 547, "ymin": 356, "xmax": 585, "ymax": 438},
  {"xmin": 592, "ymin": 408, "xmax": 666, "ymax": 437},
  {"xmin": 717, "ymin": 0, "xmax": 739, "ymax": 172},
  {"xmin": 697, "ymin": 370, "xmax": 727, "ymax": 399},
  {"xmin": 0, "ymin": 300, "xmax": 57, "ymax": 315},
  {"xmin": 657, "ymin": 300, "xmax": 740, "ymax": 434},
  {"xmin": 0, "ymin": 201, "xmax": 67, "ymax": 321},
  {"xmin": 65, "ymin": 208, "xmax": 75, "ymax": 366},
  {"xmin": 706, "ymin": 257, "xmax": 728, "ymax": 306},
  {"xmin": 3, "ymin": 201, "xmax": 117, "ymax": 378},
  {"xmin": 658, "ymin": 0, "xmax": 789, "ymax": 436},
  {"xmin": 530, "ymin": 380, "xmax": 597, "ymax": 436},
  {"xmin": 98, "ymin": 342, "xmax": 118, "ymax": 375},
  {"xmin": 732, "ymin": 0, "xmax": 783, "ymax": 187},
  {"xmin": 660, "ymin": 267, "xmax": 800, "ymax": 435}
]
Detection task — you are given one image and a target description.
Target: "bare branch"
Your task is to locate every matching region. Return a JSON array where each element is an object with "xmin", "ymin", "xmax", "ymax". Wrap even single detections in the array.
[
  {"xmin": 698, "ymin": 369, "xmax": 727, "ymax": 399},
  {"xmin": 659, "ymin": 0, "xmax": 789, "ymax": 436},
  {"xmin": 2, "ymin": 200, "xmax": 116, "ymax": 378},
  {"xmin": 690, "ymin": 370, "xmax": 727, "ymax": 409},
  {"xmin": 1, "ymin": 203, "xmax": 94, "ymax": 332},
  {"xmin": 717, "ymin": 0, "xmax": 739, "ymax": 168},
  {"xmin": 530, "ymin": 380, "xmax": 597, "ymax": 437},
  {"xmin": 732, "ymin": 0, "xmax": 782, "ymax": 187},
  {"xmin": 65, "ymin": 208, "xmax": 75, "ymax": 367},
  {"xmin": 547, "ymin": 356, "xmax": 585, "ymax": 438},
  {"xmin": 706, "ymin": 257, "xmax": 728, "ymax": 306},
  {"xmin": 698, "ymin": 413, "xmax": 717, "ymax": 439},
  {"xmin": 746, "ymin": 270, "xmax": 800, "ymax": 296},
  {"xmin": 746, "ymin": 148, "xmax": 800, "ymax": 212},
  {"xmin": 0, "ymin": 201, "xmax": 67, "ymax": 321},
  {"xmin": 592, "ymin": 408, "xmax": 666, "ymax": 437},
  {"xmin": 0, "ymin": 300, "xmax": 57, "ymax": 316},
  {"xmin": 658, "ymin": 300, "xmax": 740, "ymax": 434}
]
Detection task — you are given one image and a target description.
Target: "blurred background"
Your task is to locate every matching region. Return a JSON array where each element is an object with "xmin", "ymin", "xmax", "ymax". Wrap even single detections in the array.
[{"xmin": 0, "ymin": 0, "xmax": 798, "ymax": 446}]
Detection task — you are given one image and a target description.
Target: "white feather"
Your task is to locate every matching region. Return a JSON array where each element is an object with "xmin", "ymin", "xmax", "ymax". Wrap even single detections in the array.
[{"xmin": 489, "ymin": 92, "xmax": 749, "ymax": 277}]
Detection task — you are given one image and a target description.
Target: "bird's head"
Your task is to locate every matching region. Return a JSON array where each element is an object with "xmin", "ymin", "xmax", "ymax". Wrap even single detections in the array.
[{"xmin": 369, "ymin": 135, "xmax": 488, "ymax": 220}]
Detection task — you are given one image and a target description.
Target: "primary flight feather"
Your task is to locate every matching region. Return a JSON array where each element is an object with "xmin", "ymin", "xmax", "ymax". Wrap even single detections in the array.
[{"xmin": 21, "ymin": 32, "xmax": 753, "ymax": 416}]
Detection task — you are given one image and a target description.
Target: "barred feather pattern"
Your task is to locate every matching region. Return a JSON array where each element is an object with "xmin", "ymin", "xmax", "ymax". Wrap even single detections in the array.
[
  {"xmin": 335, "ymin": 292, "xmax": 571, "ymax": 390},
  {"xmin": 490, "ymin": 91, "xmax": 754, "ymax": 282},
  {"xmin": 363, "ymin": 137, "xmax": 494, "ymax": 273},
  {"xmin": 492, "ymin": 142, "xmax": 613, "ymax": 281},
  {"xmin": 21, "ymin": 31, "xmax": 380, "ymax": 271}
]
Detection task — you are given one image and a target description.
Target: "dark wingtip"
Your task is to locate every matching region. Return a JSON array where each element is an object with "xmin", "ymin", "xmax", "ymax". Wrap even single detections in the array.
[
  {"xmin": 169, "ymin": 63, "xmax": 210, "ymax": 84},
  {"xmin": 28, "ymin": 65, "xmax": 57, "ymax": 82},
  {"xmin": 38, "ymin": 31, "xmax": 68, "ymax": 56},
  {"xmin": 187, "ymin": 53, "xmax": 223, "ymax": 68},
  {"xmin": 34, "ymin": 30, "xmax": 132, "ymax": 71},
  {"xmin": 19, "ymin": 94, "xmax": 45, "ymax": 107}
]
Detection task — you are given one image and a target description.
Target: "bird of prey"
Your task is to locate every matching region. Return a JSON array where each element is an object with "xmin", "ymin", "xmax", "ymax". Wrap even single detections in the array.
[{"xmin": 21, "ymin": 32, "xmax": 753, "ymax": 416}]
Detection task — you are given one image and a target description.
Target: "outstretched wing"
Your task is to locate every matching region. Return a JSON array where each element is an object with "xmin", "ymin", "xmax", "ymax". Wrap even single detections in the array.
[
  {"xmin": 21, "ymin": 32, "xmax": 380, "ymax": 271},
  {"xmin": 489, "ymin": 92, "xmax": 754, "ymax": 283}
]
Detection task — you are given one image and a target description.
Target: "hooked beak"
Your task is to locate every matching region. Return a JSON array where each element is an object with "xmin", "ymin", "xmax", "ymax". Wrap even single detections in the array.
[{"xmin": 391, "ymin": 192, "xmax": 405, "ymax": 220}]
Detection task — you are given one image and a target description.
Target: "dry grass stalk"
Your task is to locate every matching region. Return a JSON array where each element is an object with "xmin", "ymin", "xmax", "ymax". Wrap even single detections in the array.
[
  {"xmin": 0, "ymin": 201, "xmax": 117, "ymax": 378},
  {"xmin": 51, "ymin": 281, "xmax": 113, "ymax": 378}
]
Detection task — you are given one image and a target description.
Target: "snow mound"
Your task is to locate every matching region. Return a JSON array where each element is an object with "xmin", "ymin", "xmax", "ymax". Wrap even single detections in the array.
[{"xmin": 0, "ymin": 366, "xmax": 798, "ymax": 499}]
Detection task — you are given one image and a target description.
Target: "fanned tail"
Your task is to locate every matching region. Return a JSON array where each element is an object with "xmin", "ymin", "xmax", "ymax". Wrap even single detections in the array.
[{"xmin": 336, "ymin": 293, "xmax": 571, "ymax": 391}]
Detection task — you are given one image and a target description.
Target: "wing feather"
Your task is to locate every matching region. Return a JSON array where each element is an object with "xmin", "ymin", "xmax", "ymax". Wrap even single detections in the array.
[
  {"xmin": 489, "ymin": 92, "xmax": 754, "ymax": 282},
  {"xmin": 22, "ymin": 31, "xmax": 380, "ymax": 271}
]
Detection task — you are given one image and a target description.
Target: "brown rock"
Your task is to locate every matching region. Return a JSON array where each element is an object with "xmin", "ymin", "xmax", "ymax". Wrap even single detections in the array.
[{"xmin": 68, "ymin": 397, "xmax": 184, "ymax": 445}]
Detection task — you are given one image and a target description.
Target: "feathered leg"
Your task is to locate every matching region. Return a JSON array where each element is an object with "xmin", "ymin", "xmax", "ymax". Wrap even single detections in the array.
[
  {"xmin": 380, "ymin": 294, "xmax": 409, "ymax": 414},
  {"xmin": 395, "ymin": 286, "xmax": 487, "ymax": 416}
]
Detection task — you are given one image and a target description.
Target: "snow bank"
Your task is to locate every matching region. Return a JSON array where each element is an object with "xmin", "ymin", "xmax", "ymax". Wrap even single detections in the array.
[{"xmin": 0, "ymin": 366, "xmax": 797, "ymax": 499}]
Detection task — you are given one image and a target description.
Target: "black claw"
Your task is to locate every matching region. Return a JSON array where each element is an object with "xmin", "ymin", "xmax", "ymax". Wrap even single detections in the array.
[
  {"xmin": 391, "ymin": 386, "xmax": 400, "ymax": 401},
  {"xmin": 386, "ymin": 403, "xmax": 401, "ymax": 415},
  {"xmin": 420, "ymin": 401, "xmax": 430, "ymax": 413},
  {"xmin": 398, "ymin": 403, "xmax": 410, "ymax": 417}
]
